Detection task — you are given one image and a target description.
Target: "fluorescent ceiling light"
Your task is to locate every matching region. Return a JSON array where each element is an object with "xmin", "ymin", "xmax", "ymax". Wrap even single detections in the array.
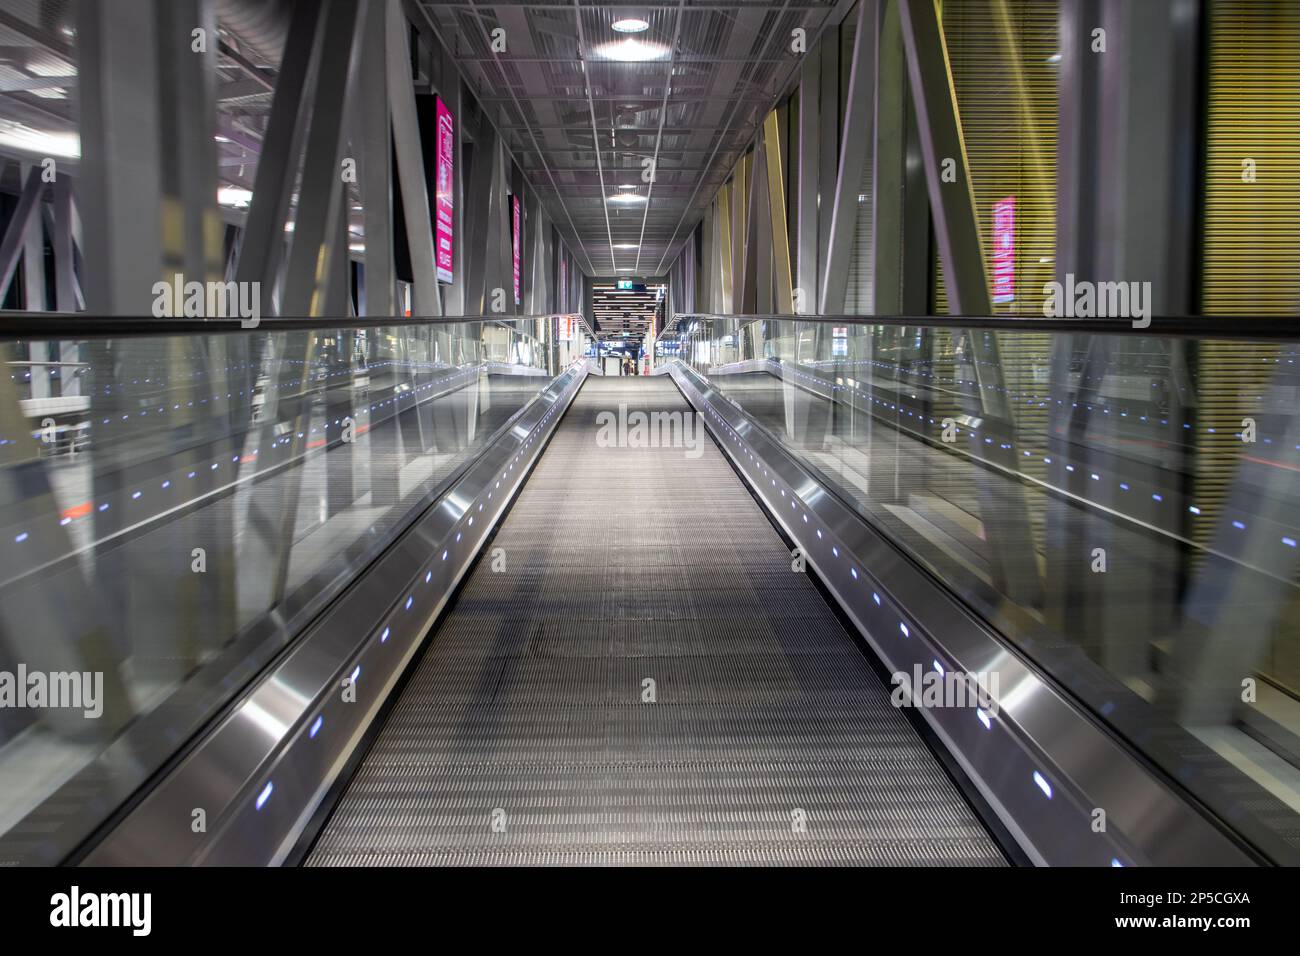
[
  {"xmin": 0, "ymin": 122, "xmax": 79, "ymax": 158},
  {"xmin": 612, "ymin": 18, "xmax": 649, "ymax": 33},
  {"xmin": 618, "ymin": 183, "xmax": 638, "ymax": 191},
  {"xmin": 613, "ymin": 243, "xmax": 639, "ymax": 249},
  {"xmin": 608, "ymin": 192, "xmax": 647, "ymax": 204},
  {"xmin": 217, "ymin": 186, "xmax": 253, "ymax": 207},
  {"xmin": 592, "ymin": 38, "xmax": 669, "ymax": 62}
]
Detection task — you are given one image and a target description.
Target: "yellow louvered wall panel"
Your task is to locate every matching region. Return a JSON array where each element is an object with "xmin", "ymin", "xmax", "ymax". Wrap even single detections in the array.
[
  {"xmin": 1196, "ymin": 0, "xmax": 1297, "ymax": 542},
  {"xmin": 1198, "ymin": 0, "xmax": 1300, "ymax": 695},
  {"xmin": 1202, "ymin": 0, "xmax": 1300, "ymax": 316}
]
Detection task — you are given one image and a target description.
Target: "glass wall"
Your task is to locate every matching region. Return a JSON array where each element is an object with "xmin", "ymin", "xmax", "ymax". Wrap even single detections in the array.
[
  {"xmin": 0, "ymin": 317, "xmax": 586, "ymax": 860},
  {"xmin": 675, "ymin": 315, "xmax": 1300, "ymax": 864}
]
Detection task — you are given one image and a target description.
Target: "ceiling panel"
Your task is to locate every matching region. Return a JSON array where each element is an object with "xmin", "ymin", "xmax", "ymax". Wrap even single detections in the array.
[{"xmin": 422, "ymin": 1, "xmax": 836, "ymax": 276}]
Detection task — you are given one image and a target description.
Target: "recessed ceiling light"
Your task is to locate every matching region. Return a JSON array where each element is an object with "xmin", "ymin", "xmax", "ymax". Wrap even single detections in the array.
[
  {"xmin": 608, "ymin": 193, "xmax": 647, "ymax": 204},
  {"xmin": 612, "ymin": 18, "xmax": 649, "ymax": 33},
  {"xmin": 618, "ymin": 183, "xmax": 638, "ymax": 191},
  {"xmin": 218, "ymin": 186, "xmax": 253, "ymax": 207},
  {"xmin": 613, "ymin": 243, "xmax": 639, "ymax": 249},
  {"xmin": 593, "ymin": 38, "xmax": 668, "ymax": 62},
  {"xmin": 0, "ymin": 122, "xmax": 79, "ymax": 158}
]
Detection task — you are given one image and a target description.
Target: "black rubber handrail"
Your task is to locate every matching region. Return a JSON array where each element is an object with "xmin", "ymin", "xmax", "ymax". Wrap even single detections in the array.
[
  {"xmin": 0, "ymin": 311, "xmax": 595, "ymax": 339},
  {"xmin": 660, "ymin": 312, "xmax": 1300, "ymax": 341}
]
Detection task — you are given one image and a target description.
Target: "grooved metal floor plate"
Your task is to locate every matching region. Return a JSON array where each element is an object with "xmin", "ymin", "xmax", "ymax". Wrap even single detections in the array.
[{"xmin": 306, "ymin": 377, "xmax": 1004, "ymax": 866}]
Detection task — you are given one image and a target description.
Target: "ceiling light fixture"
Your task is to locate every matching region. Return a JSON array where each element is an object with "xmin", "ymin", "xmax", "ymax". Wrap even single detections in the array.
[
  {"xmin": 217, "ymin": 186, "xmax": 253, "ymax": 207},
  {"xmin": 608, "ymin": 193, "xmax": 647, "ymax": 204},
  {"xmin": 0, "ymin": 122, "xmax": 79, "ymax": 159},
  {"xmin": 593, "ymin": 38, "xmax": 669, "ymax": 62},
  {"xmin": 612, "ymin": 18, "xmax": 649, "ymax": 33}
]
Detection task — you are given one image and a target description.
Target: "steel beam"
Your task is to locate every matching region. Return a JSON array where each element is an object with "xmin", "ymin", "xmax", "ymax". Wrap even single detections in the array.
[
  {"xmin": 741, "ymin": 147, "xmax": 761, "ymax": 314},
  {"xmin": 360, "ymin": 0, "xmax": 396, "ymax": 317},
  {"xmin": 158, "ymin": 0, "xmax": 222, "ymax": 285},
  {"xmin": 819, "ymin": 0, "xmax": 875, "ymax": 314},
  {"xmin": 0, "ymin": 163, "xmax": 43, "ymax": 301},
  {"xmin": 897, "ymin": 0, "xmax": 990, "ymax": 315},
  {"xmin": 386, "ymin": 0, "xmax": 441, "ymax": 316},
  {"xmin": 717, "ymin": 184, "xmax": 734, "ymax": 313},
  {"xmin": 50, "ymin": 175, "xmax": 77, "ymax": 312},
  {"xmin": 762, "ymin": 111, "xmax": 795, "ymax": 315},
  {"xmin": 463, "ymin": 123, "xmax": 499, "ymax": 315},
  {"xmin": 281, "ymin": 0, "xmax": 361, "ymax": 317},
  {"xmin": 74, "ymin": 0, "xmax": 163, "ymax": 313},
  {"xmin": 816, "ymin": 29, "xmax": 840, "ymax": 281},
  {"xmin": 20, "ymin": 165, "xmax": 45, "ymax": 314},
  {"xmin": 234, "ymin": 0, "xmax": 322, "ymax": 315},
  {"xmin": 870, "ymin": 0, "xmax": 906, "ymax": 314},
  {"xmin": 796, "ymin": 45, "xmax": 820, "ymax": 314}
]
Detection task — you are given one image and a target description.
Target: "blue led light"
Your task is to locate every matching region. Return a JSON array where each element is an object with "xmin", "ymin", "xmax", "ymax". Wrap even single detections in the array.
[
  {"xmin": 256, "ymin": 781, "xmax": 273, "ymax": 810},
  {"xmin": 977, "ymin": 709, "xmax": 992, "ymax": 730},
  {"xmin": 1033, "ymin": 771, "xmax": 1052, "ymax": 799},
  {"xmin": 1233, "ymin": 520, "xmax": 1246, "ymax": 530},
  {"xmin": 873, "ymin": 593, "xmax": 881, "ymax": 606},
  {"xmin": 381, "ymin": 627, "xmax": 390, "ymax": 643},
  {"xmin": 899, "ymin": 622, "xmax": 909, "ymax": 638},
  {"xmin": 426, "ymin": 571, "xmax": 432, "ymax": 583},
  {"xmin": 309, "ymin": 716, "xmax": 323, "ymax": 738},
  {"xmin": 405, "ymin": 596, "xmax": 413, "ymax": 610},
  {"xmin": 15, "ymin": 532, "xmax": 28, "ymax": 543}
]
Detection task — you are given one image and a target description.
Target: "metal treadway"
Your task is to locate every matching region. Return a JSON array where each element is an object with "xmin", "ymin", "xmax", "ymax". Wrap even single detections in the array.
[{"xmin": 305, "ymin": 376, "xmax": 1005, "ymax": 866}]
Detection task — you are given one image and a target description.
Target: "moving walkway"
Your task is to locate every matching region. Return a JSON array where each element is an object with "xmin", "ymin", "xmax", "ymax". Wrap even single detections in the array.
[{"xmin": 0, "ymin": 312, "xmax": 1292, "ymax": 867}]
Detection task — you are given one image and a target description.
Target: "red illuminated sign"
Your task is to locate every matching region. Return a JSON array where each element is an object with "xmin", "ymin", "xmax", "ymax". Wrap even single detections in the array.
[
  {"xmin": 434, "ymin": 97, "xmax": 454, "ymax": 284},
  {"xmin": 992, "ymin": 195, "xmax": 1015, "ymax": 304},
  {"xmin": 512, "ymin": 195, "xmax": 522, "ymax": 306}
]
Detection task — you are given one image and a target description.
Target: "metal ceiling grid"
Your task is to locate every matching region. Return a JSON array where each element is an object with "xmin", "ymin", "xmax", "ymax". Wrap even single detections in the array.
[{"xmin": 424, "ymin": 1, "xmax": 835, "ymax": 276}]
